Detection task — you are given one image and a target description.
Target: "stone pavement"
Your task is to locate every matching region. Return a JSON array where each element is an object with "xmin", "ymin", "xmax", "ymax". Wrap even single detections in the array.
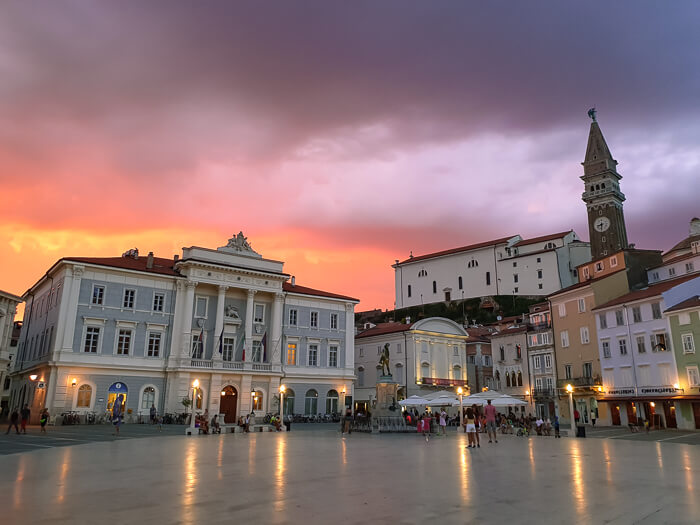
[{"xmin": 1, "ymin": 428, "xmax": 699, "ymax": 524}]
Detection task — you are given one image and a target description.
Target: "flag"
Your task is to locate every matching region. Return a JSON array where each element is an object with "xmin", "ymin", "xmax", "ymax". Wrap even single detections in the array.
[
  {"xmin": 238, "ymin": 333, "xmax": 246, "ymax": 361},
  {"xmin": 217, "ymin": 326, "xmax": 225, "ymax": 354},
  {"xmin": 262, "ymin": 332, "xmax": 267, "ymax": 362}
]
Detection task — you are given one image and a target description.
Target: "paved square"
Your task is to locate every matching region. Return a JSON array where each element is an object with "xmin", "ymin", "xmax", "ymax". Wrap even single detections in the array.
[{"xmin": 1, "ymin": 429, "xmax": 699, "ymax": 524}]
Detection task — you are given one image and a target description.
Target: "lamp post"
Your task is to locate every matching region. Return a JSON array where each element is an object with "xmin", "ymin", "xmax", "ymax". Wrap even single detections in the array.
[
  {"xmin": 457, "ymin": 386, "xmax": 464, "ymax": 430},
  {"xmin": 279, "ymin": 384, "xmax": 286, "ymax": 421},
  {"xmin": 188, "ymin": 379, "xmax": 199, "ymax": 434},
  {"xmin": 566, "ymin": 384, "xmax": 575, "ymax": 436}
]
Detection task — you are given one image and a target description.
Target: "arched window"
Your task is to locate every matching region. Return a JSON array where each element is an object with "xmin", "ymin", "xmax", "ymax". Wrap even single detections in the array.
[
  {"xmin": 283, "ymin": 388, "xmax": 295, "ymax": 415},
  {"xmin": 326, "ymin": 390, "xmax": 339, "ymax": 414},
  {"xmin": 252, "ymin": 390, "xmax": 264, "ymax": 411},
  {"xmin": 517, "ymin": 371, "xmax": 523, "ymax": 387},
  {"xmin": 141, "ymin": 386, "xmax": 156, "ymax": 409},
  {"xmin": 595, "ymin": 184, "xmax": 600, "ymax": 190},
  {"xmin": 77, "ymin": 384, "xmax": 92, "ymax": 408},
  {"xmin": 453, "ymin": 365, "xmax": 462, "ymax": 380},
  {"xmin": 506, "ymin": 372, "xmax": 512, "ymax": 387},
  {"xmin": 421, "ymin": 362, "xmax": 430, "ymax": 381},
  {"xmin": 305, "ymin": 389, "xmax": 318, "ymax": 415},
  {"xmin": 601, "ymin": 183, "xmax": 606, "ymax": 189},
  {"xmin": 418, "ymin": 269, "xmax": 428, "ymax": 277},
  {"xmin": 468, "ymin": 259, "xmax": 479, "ymax": 268},
  {"xmin": 458, "ymin": 276, "xmax": 463, "ymax": 289},
  {"xmin": 590, "ymin": 185, "xmax": 594, "ymax": 192}
]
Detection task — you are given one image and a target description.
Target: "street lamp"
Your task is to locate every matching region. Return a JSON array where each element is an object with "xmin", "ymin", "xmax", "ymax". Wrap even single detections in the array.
[
  {"xmin": 188, "ymin": 379, "xmax": 199, "ymax": 434},
  {"xmin": 566, "ymin": 384, "xmax": 575, "ymax": 436},
  {"xmin": 279, "ymin": 384, "xmax": 286, "ymax": 422},
  {"xmin": 457, "ymin": 386, "xmax": 464, "ymax": 430},
  {"xmin": 29, "ymin": 374, "xmax": 38, "ymax": 381}
]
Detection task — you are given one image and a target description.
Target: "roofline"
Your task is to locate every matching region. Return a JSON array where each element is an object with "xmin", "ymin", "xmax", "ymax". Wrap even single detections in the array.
[
  {"xmin": 284, "ymin": 289, "xmax": 359, "ymax": 304},
  {"xmin": 664, "ymin": 300, "xmax": 700, "ymax": 314},
  {"xmin": 182, "ymin": 245, "xmax": 285, "ymax": 265},
  {"xmin": 393, "ymin": 235, "xmax": 517, "ymax": 266},
  {"xmin": 176, "ymin": 257, "xmax": 290, "ymax": 278},
  {"xmin": 0, "ymin": 289, "xmax": 23, "ymax": 303}
]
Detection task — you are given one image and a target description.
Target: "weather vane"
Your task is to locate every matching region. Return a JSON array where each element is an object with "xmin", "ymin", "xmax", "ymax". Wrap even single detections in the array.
[{"xmin": 587, "ymin": 107, "xmax": 597, "ymax": 121}]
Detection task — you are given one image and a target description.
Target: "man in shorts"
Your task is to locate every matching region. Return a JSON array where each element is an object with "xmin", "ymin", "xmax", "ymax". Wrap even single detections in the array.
[{"xmin": 484, "ymin": 399, "xmax": 498, "ymax": 443}]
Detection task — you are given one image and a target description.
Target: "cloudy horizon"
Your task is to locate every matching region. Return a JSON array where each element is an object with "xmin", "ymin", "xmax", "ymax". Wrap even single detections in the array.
[{"xmin": 1, "ymin": 1, "xmax": 699, "ymax": 309}]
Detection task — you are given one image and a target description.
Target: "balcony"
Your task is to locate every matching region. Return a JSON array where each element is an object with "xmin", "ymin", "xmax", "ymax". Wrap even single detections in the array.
[
  {"xmin": 557, "ymin": 376, "xmax": 602, "ymax": 389},
  {"xmin": 187, "ymin": 359, "xmax": 281, "ymax": 374},
  {"xmin": 532, "ymin": 388, "xmax": 555, "ymax": 398},
  {"xmin": 528, "ymin": 322, "xmax": 552, "ymax": 332}
]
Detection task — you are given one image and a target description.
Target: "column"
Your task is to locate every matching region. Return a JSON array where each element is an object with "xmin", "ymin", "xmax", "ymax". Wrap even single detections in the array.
[
  {"xmin": 270, "ymin": 293, "xmax": 284, "ymax": 363},
  {"xmin": 208, "ymin": 373, "xmax": 221, "ymax": 414},
  {"xmin": 60, "ymin": 265, "xmax": 84, "ymax": 355},
  {"xmin": 181, "ymin": 281, "xmax": 197, "ymax": 358},
  {"xmin": 240, "ymin": 374, "xmax": 253, "ymax": 413},
  {"xmin": 244, "ymin": 289, "xmax": 256, "ymax": 361},
  {"xmin": 213, "ymin": 286, "xmax": 228, "ymax": 363},
  {"xmin": 344, "ymin": 303, "xmax": 354, "ymax": 369},
  {"xmin": 44, "ymin": 366, "xmax": 58, "ymax": 413}
]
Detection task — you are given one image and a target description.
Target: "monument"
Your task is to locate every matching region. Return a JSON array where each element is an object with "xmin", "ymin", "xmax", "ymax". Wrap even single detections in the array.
[{"xmin": 374, "ymin": 343, "xmax": 399, "ymax": 416}]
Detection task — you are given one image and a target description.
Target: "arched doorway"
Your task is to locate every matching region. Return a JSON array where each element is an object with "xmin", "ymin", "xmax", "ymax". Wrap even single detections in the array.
[
  {"xmin": 220, "ymin": 386, "xmax": 238, "ymax": 423},
  {"xmin": 107, "ymin": 382, "xmax": 128, "ymax": 415}
]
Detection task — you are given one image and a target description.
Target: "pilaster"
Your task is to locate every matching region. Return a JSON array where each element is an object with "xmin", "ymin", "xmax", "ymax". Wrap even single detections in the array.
[
  {"xmin": 60, "ymin": 265, "xmax": 84, "ymax": 357},
  {"xmin": 212, "ymin": 286, "xmax": 228, "ymax": 363},
  {"xmin": 344, "ymin": 303, "xmax": 354, "ymax": 369},
  {"xmin": 270, "ymin": 292, "xmax": 284, "ymax": 363},
  {"xmin": 180, "ymin": 280, "xmax": 197, "ymax": 359},
  {"xmin": 244, "ymin": 289, "xmax": 256, "ymax": 361}
]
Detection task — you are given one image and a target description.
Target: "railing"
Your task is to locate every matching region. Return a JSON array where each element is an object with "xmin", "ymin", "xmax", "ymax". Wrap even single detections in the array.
[
  {"xmin": 252, "ymin": 363, "xmax": 272, "ymax": 371},
  {"xmin": 557, "ymin": 376, "xmax": 602, "ymax": 388},
  {"xmin": 190, "ymin": 359, "xmax": 213, "ymax": 368},
  {"xmin": 528, "ymin": 322, "xmax": 552, "ymax": 331},
  {"xmin": 187, "ymin": 359, "xmax": 278, "ymax": 372},
  {"xmin": 532, "ymin": 388, "xmax": 555, "ymax": 398},
  {"xmin": 223, "ymin": 361, "xmax": 243, "ymax": 370}
]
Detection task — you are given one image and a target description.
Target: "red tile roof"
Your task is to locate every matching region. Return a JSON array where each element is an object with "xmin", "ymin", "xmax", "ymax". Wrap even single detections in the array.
[
  {"xmin": 282, "ymin": 282, "xmax": 359, "ymax": 302},
  {"xmin": 593, "ymin": 274, "xmax": 700, "ymax": 310},
  {"xmin": 63, "ymin": 256, "xmax": 180, "ymax": 276},
  {"xmin": 513, "ymin": 231, "xmax": 572, "ymax": 247},
  {"xmin": 665, "ymin": 233, "xmax": 700, "ymax": 256},
  {"xmin": 650, "ymin": 251, "xmax": 699, "ymax": 270},
  {"xmin": 489, "ymin": 326, "xmax": 528, "ymax": 337},
  {"xmin": 396, "ymin": 236, "xmax": 516, "ymax": 265},
  {"xmin": 665, "ymin": 295, "xmax": 700, "ymax": 313},
  {"xmin": 355, "ymin": 322, "xmax": 415, "ymax": 339}
]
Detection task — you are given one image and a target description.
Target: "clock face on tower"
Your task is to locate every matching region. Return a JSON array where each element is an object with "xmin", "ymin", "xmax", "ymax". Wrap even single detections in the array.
[{"xmin": 594, "ymin": 217, "xmax": 611, "ymax": 232}]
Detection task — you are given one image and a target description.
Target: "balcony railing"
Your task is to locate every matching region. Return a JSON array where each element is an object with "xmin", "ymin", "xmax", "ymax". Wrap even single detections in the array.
[
  {"xmin": 188, "ymin": 359, "xmax": 279, "ymax": 373},
  {"xmin": 528, "ymin": 322, "xmax": 552, "ymax": 331},
  {"xmin": 222, "ymin": 361, "xmax": 244, "ymax": 370},
  {"xmin": 191, "ymin": 359, "xmax": 213, "ymax": 368},
  {"xmin": 532, "ymin": 388, "xmax": 555, "ymax": 398},
  {"xmin": 557, "ymin": 376, "xmax": 602, "ymax": 388}
]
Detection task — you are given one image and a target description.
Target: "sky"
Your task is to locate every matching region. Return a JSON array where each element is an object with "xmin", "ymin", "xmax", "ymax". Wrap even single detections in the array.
[{"xmin": 1, "ymin": 1, "xmax": 699, "ymax": 312}]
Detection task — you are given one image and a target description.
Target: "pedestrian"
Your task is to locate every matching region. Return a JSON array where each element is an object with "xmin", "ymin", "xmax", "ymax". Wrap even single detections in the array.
[
  {"xmin": 439, "ymin": 409, "xmax": 447, "ymax": 436},
  {"xmin": 465, "ymin": 407, "xmax": 479, "ymax": 448},
  {"xmin": 150, "ymin": 404, "xmax": 157, "ymax": 424},
  {"xmin": 574, "ymin": 408, "xmax": 580, "ymax": 424},
  {"xmin": 343, "ymin": 407, "xmax": 352, "ymax": 434},
  {"xmin": 472, "ymin": 404, "xmax": 481, "ymax": 446},
  {"xmin": 591, "ymin": 411, "xmax": 597, "ymax": 427},
  {"xmin": 5, "ymin": 408, "xmax": 20, "ymax": 434},
  {"xmin": 40, "ymin": 408, "xmax": 49, "ymax": 433},
  {"xmin": 422, "ymin": 412, "xmax": 431, "ymax": 442},
  {"xmin": 554, "ymin": 415, "xmax": 560, "ymax": 438},
  {"xmin": 244, "ymin": 413, "xmax": 250, "ymax": 432},
  {"xmin": 112, "ymin": 394, "xmax": 123, "ymax": 436},
  {"xmin": 20, "ymin": 404, "xmax": 30, "ymax": 434},
  {"xmin": 484, "ymin": 399, "xmax": 498, "ymax": 443}
]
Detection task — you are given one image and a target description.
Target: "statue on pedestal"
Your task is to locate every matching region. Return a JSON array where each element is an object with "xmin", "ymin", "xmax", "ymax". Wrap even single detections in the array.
[{"xmin": 378, "ymin": 343, "xmax": 391, "ymax": 377}]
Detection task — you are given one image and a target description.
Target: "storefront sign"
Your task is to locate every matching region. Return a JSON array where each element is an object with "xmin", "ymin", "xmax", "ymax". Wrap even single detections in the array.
[
  {"xmin": 607, "ymin": 388, "xmax": 635, "ymax": 396},
  {"xmin": 639, "ymin": 387, "xmax": 678, "ymax": 395}
]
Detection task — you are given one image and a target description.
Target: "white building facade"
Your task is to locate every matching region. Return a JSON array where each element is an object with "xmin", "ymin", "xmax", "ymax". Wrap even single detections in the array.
[
  {"xmin": 0, "ymin": 290, "xmax": 22, "ymax": 415},
  {"xmin": 491, "ymin": 326, "xmax": 533, "ymax": 414},
  {"xmin": 393, "ymin": 231, "xmax": 590, "ymax": 309},
  {"xmin": 526, "ymin": 303, "xmax": 558, "ymax": 419},
  {"xmin": 10, "ymin": 235, "xmax": 358, "ymax": 423},
  {"xmin": 354, "ymin": 318, "xmax": 469, "ymax": 411}
]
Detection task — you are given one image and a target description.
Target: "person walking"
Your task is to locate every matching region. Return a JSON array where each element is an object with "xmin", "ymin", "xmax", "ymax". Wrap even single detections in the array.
[
  {"xmin": 439, "ymin": 409, "xmax": 447, "ymax": 436},
  {"xmin": 484, "ymin": 399, "xmax": 498, "ymax": 443},
  {"xmin": 465, "ymin": 407, "xmax": 479, "ymax": 448},
  {"xmin": 422, "ymin": 412, "xmax": 431, "ymax": 442},
  {"xmin": 20, "ymin": 405, "xmax": 30, "ymax": 434},
  {"xmin": 40, "ymin": 408, "xmax": 49, "ymax": 433},
  {"xmin": 5, "ymin": 408, "xmax": 20, "ymax": 434},
  {"xmin": 149, "ymin": 404, "xmax": 157, "ymax": 425},
  {"xmin": 112, "ymin": 394, "xmax": 124, "ymax": 436},
  {"xmin": 471, "ymin": 404, "xmax": 481, "ymax": 446},
  {"xmin": 554, "ymin": 415, "xmax": 561, "ymax": 438}
]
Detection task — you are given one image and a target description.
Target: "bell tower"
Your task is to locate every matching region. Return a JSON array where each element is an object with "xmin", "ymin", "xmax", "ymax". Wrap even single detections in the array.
[{"xmin": 581, "ymin": 110, "xmax": 629, "ymax": 259}]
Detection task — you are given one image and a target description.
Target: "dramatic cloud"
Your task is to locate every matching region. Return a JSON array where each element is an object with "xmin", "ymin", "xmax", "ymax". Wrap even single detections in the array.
[{"xmin": 1, "ymin": 1, "xmax": 699, "ymax": 309}]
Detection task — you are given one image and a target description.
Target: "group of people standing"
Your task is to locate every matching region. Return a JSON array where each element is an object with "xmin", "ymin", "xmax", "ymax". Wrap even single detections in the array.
[{"xmin": 5, "ymin": 405, "xmax": 50, "ymax": 435}]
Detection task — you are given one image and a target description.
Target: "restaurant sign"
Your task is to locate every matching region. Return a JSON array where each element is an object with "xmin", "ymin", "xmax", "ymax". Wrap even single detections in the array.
[{"xmin": 607, "ymin": 388, "xmax": 635, "ymax": 396}]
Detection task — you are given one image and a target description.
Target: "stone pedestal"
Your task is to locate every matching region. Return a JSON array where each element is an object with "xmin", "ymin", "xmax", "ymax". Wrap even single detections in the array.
[{"xmin": 374, "ymin": 377, "xmax": 399, "ymax": 417}]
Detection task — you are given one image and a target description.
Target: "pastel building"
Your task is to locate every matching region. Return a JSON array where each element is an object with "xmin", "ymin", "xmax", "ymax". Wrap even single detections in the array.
[
  {"xmin": 491, "ymin": 324, "xmax": 531, "ymax": 414},
  {"xmin": 9, "ymin": 234, "xmax": 358, "ymax": 423},
  {"xmin": 593, "ymin": 274, "xmax": 700, "ymax": 429}
]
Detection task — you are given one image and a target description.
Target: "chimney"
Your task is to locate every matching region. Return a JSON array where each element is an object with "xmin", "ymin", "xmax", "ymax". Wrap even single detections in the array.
[
  {"xmin": 174, "ymin": 254, "xmax": 179, "ymax": 262},
  {"xmin": 146, "ymin": 252, "xmax": 154, "ymax": 269},
  {"xmin": 291, "ymin": 276, "xmax": 296, "ymax": 287}
]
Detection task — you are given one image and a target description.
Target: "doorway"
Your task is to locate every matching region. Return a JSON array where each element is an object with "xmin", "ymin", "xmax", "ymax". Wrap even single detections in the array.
[
  {"xmin": 693, "ymin": 403, "xmax": 700, "ymax": 430},
  {"xmin": 611, "ymin": 404, "xmax": 621, "ymax": 425},
  {"xmin": 625, "ymin": 402, "xmax": 637, "ymax": 424},
  {"xmin": 663, "ymin": 401, "xmax": 677, "ymax": 428},
  {"xmin": 220, "ymin": 386, "xmax": 238, "ymax": 423}
]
